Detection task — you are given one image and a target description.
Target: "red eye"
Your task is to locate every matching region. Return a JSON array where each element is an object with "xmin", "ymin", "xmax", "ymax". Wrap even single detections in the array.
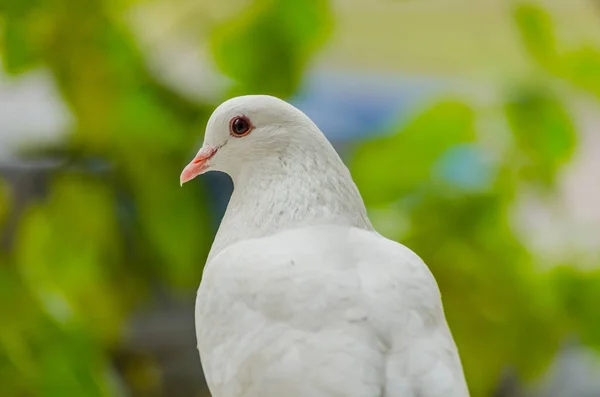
[{"xmin": 229, "ymin": 116, "xmax": 253, "ymax": 137}]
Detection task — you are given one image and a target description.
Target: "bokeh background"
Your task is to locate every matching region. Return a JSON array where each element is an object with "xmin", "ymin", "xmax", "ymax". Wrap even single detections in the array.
[{"xmin": 1, "ymin": 0, "xmax": 600, "ymax": 396}]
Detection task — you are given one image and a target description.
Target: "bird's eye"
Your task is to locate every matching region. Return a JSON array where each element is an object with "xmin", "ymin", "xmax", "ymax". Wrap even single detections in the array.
[{"xmin": 230, "ymin": 116, "xmax": 253, "ymax": 137}]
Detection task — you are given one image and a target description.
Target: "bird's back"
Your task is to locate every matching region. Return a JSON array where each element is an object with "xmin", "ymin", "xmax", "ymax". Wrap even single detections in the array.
[{"xmin": 196, "ymin": 225, "xmax": 469, "ymax": 397}]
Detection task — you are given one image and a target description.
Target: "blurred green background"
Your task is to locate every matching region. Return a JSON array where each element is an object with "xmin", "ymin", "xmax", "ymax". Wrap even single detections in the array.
[{"xmin": 1, "ymin": 0, "xmax": 600, "ymax": 396}]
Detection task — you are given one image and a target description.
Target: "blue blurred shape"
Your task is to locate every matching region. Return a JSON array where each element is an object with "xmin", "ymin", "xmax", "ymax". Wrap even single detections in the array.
[
  {"xmin": 291, "ymin": 70, "xmax": 442, "ymax": 142},
  {"xmin": 433, "ymin": 144, "xmax": 495, "ymax": 192}
]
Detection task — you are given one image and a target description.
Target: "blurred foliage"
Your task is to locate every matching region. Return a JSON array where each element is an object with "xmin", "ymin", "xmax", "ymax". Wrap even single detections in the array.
[
  {"xmin": 211, "ymin": 0, "xmax": 332, "ymax": 97},
  {"xmin": 0, "ymin": 0, "xmax": 599, "ymax": 397},
  {"xmin": 515, "ymin": 2, "xmax": 600, "ymax": 98},
  {"xmin": 504, "ymin": 85, "xmax": 576, "ymax": 187},
  {"xmin": 354, "ymin": 100, "xmax": 477, "ymax": 204},
  {"xmin": 0, "ymin": 180, "xmax": 9, "ymax": 230},
  {"xmin": 353, "ymin": 3, "xmax": 600, "ymax": 396},
  {"xmin": 0, "ymin": 0, "xmax": 330, "ymax": 395},
  {"xmin": 353, "ymin": 94, "xmax": 570, "ymax": 394}
]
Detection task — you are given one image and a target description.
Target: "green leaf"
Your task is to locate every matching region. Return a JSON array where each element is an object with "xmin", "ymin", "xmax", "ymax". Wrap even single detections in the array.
[
  {"xmin": 109, "ymin": 91, "xmax": 189, "ymax": 153},
  {"xmin": 504, "ymin": 85, "xmax": 576, "ymax": 187},
  {"xmin": 2, "ymin": 16, "xmax": 40, "ymax": 73},
  {"xmin": 352, "ymin": 99, "xmax": 476, "ymax": 205},
  {"xmin": 0, "ymin": 267, "xmax": 38, "ymax": 387},
  {"xmin": 210, "ymin": 0, "xmax": 332, "ymax": 97},
  {"xmin": 14, "ymin": 175, "xmax": 126, "ymax": 344},
  {"xmin": 39, "ymin": 324, "xmax": 113, "ymax": 397},
  {"xmin": 0, "ymin": 179, "xmax": 10, "ymax": 231},
  {"xmin": 0, "ymin": 0, "xmax": 41, "ymax": 15},
  {"xmin": 551, "ymin": 266, "xmax": 600, "ymax": 351},
  {"xmin": 513, "ymin": 3, "xmax": 558, "ymax": 69},
  {"xmin": 562, "ymin": 46, "xmax": 600, "ymax": 99},
  {"xmin": 123, "ymin": 155, "xmax": 211, "ymax": 289}
]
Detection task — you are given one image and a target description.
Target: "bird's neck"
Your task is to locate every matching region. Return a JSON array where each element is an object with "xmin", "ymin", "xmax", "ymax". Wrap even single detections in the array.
[{"xmin": 207, "ymin": 145, "xmax": 373, "ymax": 262}]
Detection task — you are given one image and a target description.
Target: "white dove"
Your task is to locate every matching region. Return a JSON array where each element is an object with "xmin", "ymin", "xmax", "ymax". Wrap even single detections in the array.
[{"xmin": 180, "ymin": 95, "xmax": 470, "ymax": 397}]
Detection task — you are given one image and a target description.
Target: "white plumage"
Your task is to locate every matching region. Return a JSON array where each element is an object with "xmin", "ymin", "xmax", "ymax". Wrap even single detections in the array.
[{"xmin": 180, "ymin": 95, "xmax": 469, "ymax": 397}]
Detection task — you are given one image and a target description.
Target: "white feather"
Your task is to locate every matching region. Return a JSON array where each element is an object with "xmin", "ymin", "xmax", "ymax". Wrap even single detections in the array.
[{"xmin": 189, "ymin": 95, "xmax": 469, "ymax": 397}]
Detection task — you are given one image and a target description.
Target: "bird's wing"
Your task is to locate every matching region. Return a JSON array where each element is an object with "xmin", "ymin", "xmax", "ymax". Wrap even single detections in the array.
[
  {"xmin": 196, "ymin": 225, "xmax": 468, "ymax": 397},
  {"xmin": 352, "ymin": 230, "xmax": 470, "ymax": 397}
]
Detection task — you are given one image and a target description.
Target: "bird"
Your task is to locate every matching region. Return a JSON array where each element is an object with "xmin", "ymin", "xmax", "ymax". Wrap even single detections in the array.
[{"xmin": 180, "ymin": 95, "xmax": 470, "ymax": 397}]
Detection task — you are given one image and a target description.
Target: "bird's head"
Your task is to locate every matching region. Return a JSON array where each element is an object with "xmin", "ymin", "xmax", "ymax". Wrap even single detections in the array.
[{"xmin": 180, "ymin": 95, "xmax": 318, "ymax": 185}]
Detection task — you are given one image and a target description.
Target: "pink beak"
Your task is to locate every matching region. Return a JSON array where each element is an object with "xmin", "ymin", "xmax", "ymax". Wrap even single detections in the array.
[{"xmin": 180, "ymin": 145, "xmax": 218, "ymax": 186}]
